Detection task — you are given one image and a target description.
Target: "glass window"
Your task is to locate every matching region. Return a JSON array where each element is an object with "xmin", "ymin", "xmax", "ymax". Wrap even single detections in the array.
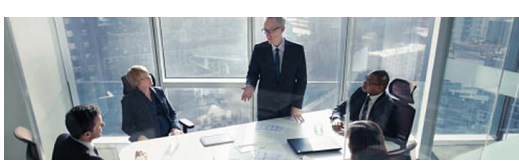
[
  {"xmin": 166, "ymin": 88, "xmax": 252, "ymax": 132},
  {"xmin": 346, "ymin": 17, "xmax": 435, "ymax": 138},
  {"xmin": 254, "ymin": 17, "xmax": 345, "ymax": 112},
  {"xmin": 63, "ymin": 17, "xmax": 156, "ymax": 136},
  {"xmin": 431, "ymin": 17, "xmax": 515, "ymax": 160},
  {"xmin": 504, "ymin": 87, "xmax": 519, "ymax": 135},
  {"xmin": 161, "ymin": 17, "xmax": 249, "ymax": 78}
]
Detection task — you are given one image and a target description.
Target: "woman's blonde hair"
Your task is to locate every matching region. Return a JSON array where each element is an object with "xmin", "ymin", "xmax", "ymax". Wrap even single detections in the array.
[{"xmin": 126, "ymin": 65, "xmax": 149, "ymax": 88}]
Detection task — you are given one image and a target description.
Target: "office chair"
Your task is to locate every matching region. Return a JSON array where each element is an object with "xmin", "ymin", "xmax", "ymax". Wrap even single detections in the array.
[
  {"xmin": 13, "ymin": 126, "xmax": 41, "ymax": 160},
  {"xmin": 387, "ymin": 78, "xmax": 417, "ymax": 149},
  {"xmin": 386, "ymin": 141, "xmax": 417, "ymax": 160},
  {"xmin": 121, "ymin": 73, "xmax": 195, "ymax": 133}
]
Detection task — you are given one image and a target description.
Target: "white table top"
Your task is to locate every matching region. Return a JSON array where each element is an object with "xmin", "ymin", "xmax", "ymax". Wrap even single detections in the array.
[{"xmin": 119, "ymin": 109, "xmax": 397, "ymax": 160}]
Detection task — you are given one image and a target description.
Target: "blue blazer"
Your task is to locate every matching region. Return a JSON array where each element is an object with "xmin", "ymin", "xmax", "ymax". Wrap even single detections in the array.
[
  {"xmin": 246, "ymin": 40, "xmax": 307, "ymax": 120},
  {"xmin": 122, "ymin": 87, "xmax": 181, "ymax": 142},
  {"xmin": 52, "ymin": 134, "xmax": 102, "ymax": 160},
  {"xmin": 331, "ymin": 87, "xmax": 398, "ymax": 138}
]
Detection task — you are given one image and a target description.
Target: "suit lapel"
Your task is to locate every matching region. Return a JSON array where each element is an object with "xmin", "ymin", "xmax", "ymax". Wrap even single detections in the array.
[
  {"xmin": 369, "ymin": 93, "xmax": 386, "ymax": 120},
  {"xmin": 263, "ymin": 44, "xmax": 277, "ymax": 75},
  {"xmin": 280, "ymin": 41, "xmax": 291, "ymax": 79}
]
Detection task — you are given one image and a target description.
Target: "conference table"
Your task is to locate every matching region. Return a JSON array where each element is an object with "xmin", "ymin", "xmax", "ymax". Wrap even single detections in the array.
[{"xmin": 118, "ymin": 109, "xmax": 398, "ymax": 160}]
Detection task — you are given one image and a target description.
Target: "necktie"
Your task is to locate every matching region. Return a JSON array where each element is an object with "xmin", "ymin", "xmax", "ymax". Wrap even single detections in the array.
[
  {"xmin": 274, "ymin": 48, "xmax": 281, "ymax": 80},
  {"xmin": 359, "ymin": 96, "xmax": 371, "ymax": 120},
  {"xmin": 93, "ymin": 146, "xmax": 99, "ymax": 156}
]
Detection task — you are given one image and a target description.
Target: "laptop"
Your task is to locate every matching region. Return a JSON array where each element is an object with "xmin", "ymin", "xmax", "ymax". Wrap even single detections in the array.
[{"xmin": 287, "ymin": 136, "xmax": 342, "ymax": 154}]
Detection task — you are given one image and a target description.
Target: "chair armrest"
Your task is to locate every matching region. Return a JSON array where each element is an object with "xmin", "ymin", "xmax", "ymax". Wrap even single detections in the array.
[{"xmin": 179, "ymin": 118, "xmax": 195, "ymax": 133}]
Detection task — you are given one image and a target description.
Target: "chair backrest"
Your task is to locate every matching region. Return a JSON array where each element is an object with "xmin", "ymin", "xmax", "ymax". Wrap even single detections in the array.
[
  {"xmin": 388, "ymin": 78, "xmax": 417, "ymax": 104},
  {"xmin": 13, "ymin": 126, "xmax": 40, "ymax": 160},
  {"xmin": 387, "ymin": 78, "xmax": 417, "ymax": 147},
  {"xmin": 352, "ymin": 142, "xmax": 417, "ymax": 160},
  {"xmin": 386, "ymin": 141, "xmax": 417, "ymax": 160},
  {"xmin": 122, "ymin": 73, "xmax": 157, "ymax": 95}
]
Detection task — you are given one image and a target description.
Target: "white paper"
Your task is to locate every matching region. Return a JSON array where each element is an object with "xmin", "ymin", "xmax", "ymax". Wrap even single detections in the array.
[{"xmin": 255, "ymin": 123, "xmax": 285, "ymax": 134}]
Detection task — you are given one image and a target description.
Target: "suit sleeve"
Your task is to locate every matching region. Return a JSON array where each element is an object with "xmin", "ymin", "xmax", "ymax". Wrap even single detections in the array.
[
  {"xmin": 330, "ymin": 100, "xmax": 347, "ymax": 121},
  {"xmin": 245, "ymin": 45, "xmax": 260, "ymax": 88},
  {"xmin": 291, "ymin": 46, "xmax": 307, "ymax": 109},
  {"xmin": 84, "ymin": 155, "xmax": 103, "ymax": 160},
  {"xmin": 158, "ymin": 88, "xmax": 181, "ymax": 130},
  {"xmin": 121, "ymin": 97, "xmax": 140, "ymax": 142}
]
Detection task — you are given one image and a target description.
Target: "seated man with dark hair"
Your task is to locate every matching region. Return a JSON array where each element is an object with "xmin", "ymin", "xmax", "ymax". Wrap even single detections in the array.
[
  {"xmin": 330, "ymin": 70, "xmax": 397, "ymax": 138},
  {"xmin": 52, "ymin": 104, "xmax": 147, "ymax": 160},
  {"xmin": 52, "ymin": 104, "xmax": 105, "ymax": 160}
]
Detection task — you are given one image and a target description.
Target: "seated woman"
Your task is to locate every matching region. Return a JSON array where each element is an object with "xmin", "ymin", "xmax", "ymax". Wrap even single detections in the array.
[
  {"xmin": 347, "ymin": 120, "xmax": 388, "ymax": 160},
  {"xmin": 122, "ymin": 65, "xmax": 183, "ymax": 142}
]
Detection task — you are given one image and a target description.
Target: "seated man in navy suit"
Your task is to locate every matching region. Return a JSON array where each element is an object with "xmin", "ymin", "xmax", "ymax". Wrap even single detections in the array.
[
  {"xmin": 330, "ymin": 70, "xmax": 397, "ymax": 138},
  {"xmin": 52, "ymin": 104, "xmax": 105, "ymax": 160},
  {"xmin": 52, "ymin": 104, "xmax": 147, "ymax": 160}
]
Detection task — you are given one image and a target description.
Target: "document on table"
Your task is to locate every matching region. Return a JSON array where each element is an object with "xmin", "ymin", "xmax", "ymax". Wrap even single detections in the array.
[
  {"xmin": 229, "ymin": 140, "xmax": 297, "ymax": 160},
  {"xmin": 255, "ymin": 123, "xmax": 285, "ymax": 134}
]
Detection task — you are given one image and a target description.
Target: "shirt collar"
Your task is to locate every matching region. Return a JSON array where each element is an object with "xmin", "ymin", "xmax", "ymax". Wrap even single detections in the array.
[
  {"xmin": 368, "ymin": 92, "xmax": 383, "ymax": 102},
  {"xmin": 71, "ymin": 136, "xmax": 95, "ymax": 154},
  {"xmin": 271, "ymin": 38, "xmax": 286, "ymax": 52}
]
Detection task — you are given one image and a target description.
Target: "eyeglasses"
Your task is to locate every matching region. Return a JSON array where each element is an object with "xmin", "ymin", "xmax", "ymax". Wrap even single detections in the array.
[{"xmin": 261, "ymin": 26, "xmax": 282, "ymax": 34}]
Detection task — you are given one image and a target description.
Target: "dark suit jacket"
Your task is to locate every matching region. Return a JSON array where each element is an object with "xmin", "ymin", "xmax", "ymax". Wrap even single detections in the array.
[
  {"xmin": 246, "ymin": 40, "xmax": 307, "ymax": 120},
  {"xmin": 331, "ymin": 87, "xmax": 397, "ymax": 138},
  {"xmin": 122, "ymin": 87, "xmax": 181, "ymax": 142},
  {"xmin": 52, "ymin": 134, "xmax": 102, "ymax": 160}
]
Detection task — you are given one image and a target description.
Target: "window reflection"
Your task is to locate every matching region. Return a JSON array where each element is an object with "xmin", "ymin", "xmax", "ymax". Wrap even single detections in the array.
[
  {"xmin": 432, "ymin": 17, "xmax": 515, "ymax": 160},
  {"xmin": 166, "ymin": 88, "xmax": 252, "ymax": 132},
  {"xmin": 161, "ymin": 17, "xmax": 248, "ymax": 78}
]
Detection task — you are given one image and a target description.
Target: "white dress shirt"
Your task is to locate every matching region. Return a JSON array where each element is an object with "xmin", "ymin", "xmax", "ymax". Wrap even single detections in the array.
[{"xmin": 72, "ymin": 136, "xmax": 97, "ymax": 156}]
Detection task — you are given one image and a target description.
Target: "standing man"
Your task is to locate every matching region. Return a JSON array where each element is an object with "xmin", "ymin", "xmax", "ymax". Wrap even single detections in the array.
[{"xmin": 242, "ymin": 17, "xmax": 307, "ymax": 122}]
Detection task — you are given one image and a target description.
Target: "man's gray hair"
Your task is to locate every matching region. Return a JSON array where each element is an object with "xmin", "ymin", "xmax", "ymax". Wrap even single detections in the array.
[{"xmin": 266, "ymin": 17, "xmax": 286, "ymax": 27}]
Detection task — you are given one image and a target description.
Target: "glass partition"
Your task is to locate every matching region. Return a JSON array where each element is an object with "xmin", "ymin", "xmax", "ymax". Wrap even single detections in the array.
[
  {"xmin": 345, "ymin": 17, "xmax": 435, "ymax": 141},
  {"xmin": 431, "ymin": 17, "xmax": 516, "ymax": 160}
]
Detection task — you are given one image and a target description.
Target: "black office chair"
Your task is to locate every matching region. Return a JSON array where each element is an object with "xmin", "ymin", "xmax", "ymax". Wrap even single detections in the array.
[
  {"xmin": 13, "ymin": 126, "xmax": 40, "ymax": 160},
  {"xmin": 386, "ymin": 141, "xmax": 417, "ymax": 160},
  {"xmin": 121, "ymin": 73, "xmax": 195, "ymax": 133},
  {"xmin": 387, "ymin": 78, "xmax": 417, "ymax": 149}
]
